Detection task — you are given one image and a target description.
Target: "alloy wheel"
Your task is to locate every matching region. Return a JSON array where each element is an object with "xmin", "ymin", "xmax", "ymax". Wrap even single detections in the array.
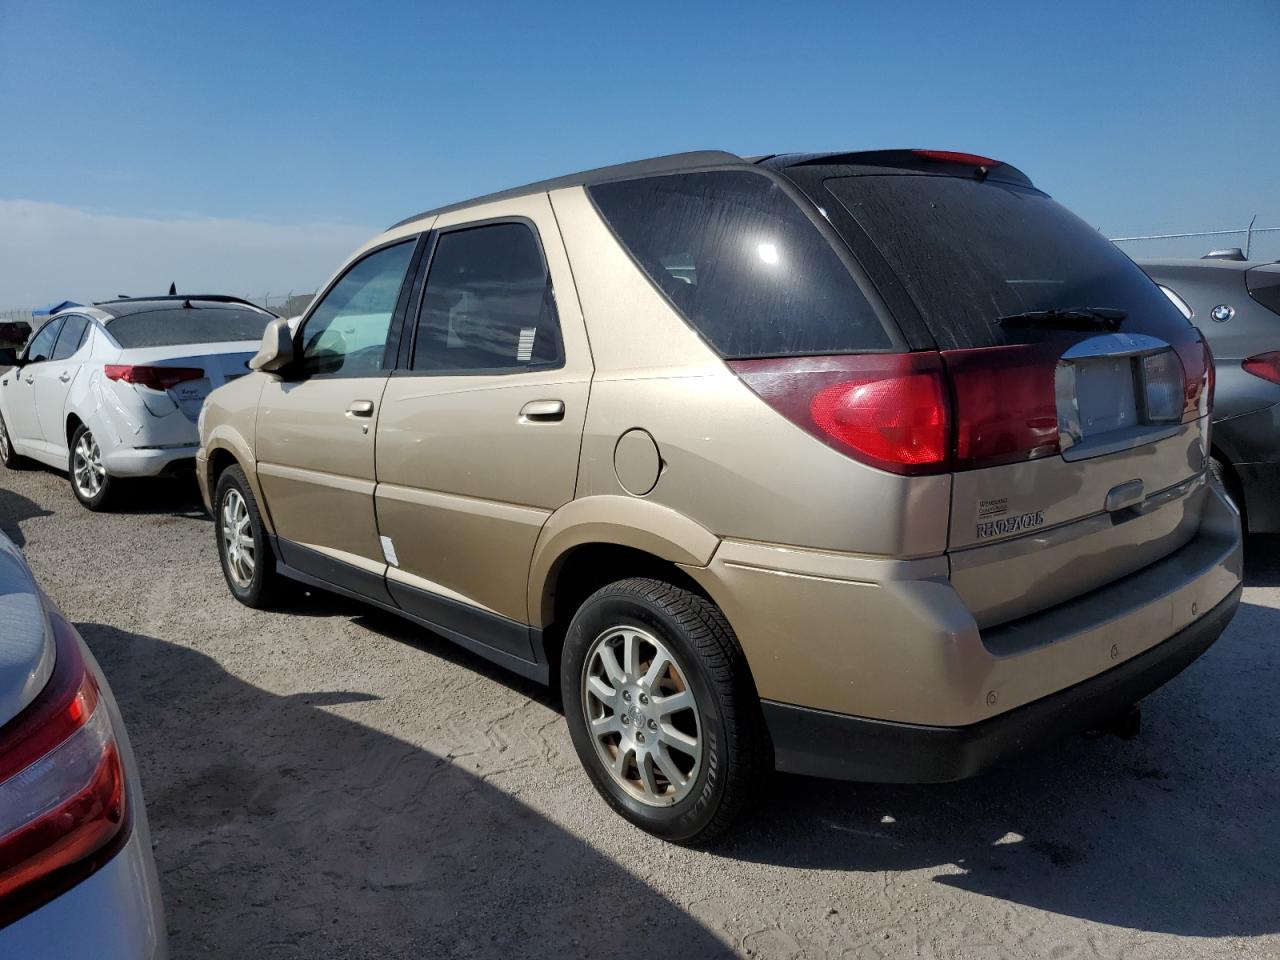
[
  {"xmin": 72, "ymin": 431, "xmax": 105, "ymax": 499},
  {"xmin": 221, "ymin": 489, "xmax": 255, "ymax": 588},
  {"xmin": 0, "ymin": 417, "xmax": 10, "ymax": 462},
  {"xmin": 581, "ymin": 625, "xmax": 703, "ymax": 807}
]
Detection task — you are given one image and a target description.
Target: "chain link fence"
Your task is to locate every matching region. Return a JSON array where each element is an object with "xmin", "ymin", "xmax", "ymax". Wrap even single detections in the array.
[{"xmin": 1111, "ymin": 219, "xmax": 1280, "ymax": 262}]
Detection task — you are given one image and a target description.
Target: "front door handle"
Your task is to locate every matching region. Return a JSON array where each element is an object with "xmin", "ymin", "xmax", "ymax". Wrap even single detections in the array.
[
  {"xmin": 59, "ymin": 372, "xmax": 71, "ymax": 383},
  {"xmin": 519, "ymin": 399, "xmax": 565, "ymax": 422},
  {"xmin": 346, "ymin": 400, "xmax": 375, "ymax": 418},
  {"xmin": 23, "ymin": 374, "xmax": 34, "ymax": 384}
]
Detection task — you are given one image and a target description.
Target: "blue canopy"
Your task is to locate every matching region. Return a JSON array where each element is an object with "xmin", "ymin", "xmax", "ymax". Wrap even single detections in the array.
[{"xmin": 33, "ymin": 300, "xmax": 83, "ymax": 317}]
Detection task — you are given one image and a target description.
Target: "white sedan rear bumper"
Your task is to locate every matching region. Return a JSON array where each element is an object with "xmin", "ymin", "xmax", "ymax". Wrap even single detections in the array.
[{"xmin": 102, "ymin": 443, "xmax": 200, "ymax": 477}]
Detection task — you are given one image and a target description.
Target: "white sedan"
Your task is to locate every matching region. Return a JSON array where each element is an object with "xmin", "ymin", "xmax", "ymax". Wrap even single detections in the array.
[{"xmin": 0, "ymin": 296, "xmax": 273, "ymax": 510}]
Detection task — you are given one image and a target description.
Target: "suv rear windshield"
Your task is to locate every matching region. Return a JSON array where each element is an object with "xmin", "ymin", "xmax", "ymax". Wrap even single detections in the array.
[
  {"xmin": 589, "ymin": 171, "xmax": 890, "ymax": 358},
  {"xmin": 107, "ymin": 306, "xmax": 272, "ymax": 349},
  {"xmin": 823, "ymin": 175, "xmax": 1190, "ymax": 350}
]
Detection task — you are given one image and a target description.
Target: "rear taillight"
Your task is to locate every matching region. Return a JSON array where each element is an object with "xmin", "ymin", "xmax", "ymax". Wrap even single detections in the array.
[
  {"xmin": 104, "ymin": 364, "xmax": 204, "ymax": 391},
  {"xmin": 728, "ymin": 353, "xmax": 950, "ymax": 475},
  {"xmin": 911, "ymin": 149, "xmax": 1002, "ymax": 168},
  {"xmin": 942, "ymin": 344, "xmax": 1062, "ymax": 470},
  {"xmin": 1173, "ymin": 333, "xmax": 1214, "ymax": 421},
  {"xmin": 1242, "ymin": 351, "xmax": 1280, "ymax": 386},
  {"xmin": 0, "ymin": 613, "xmax": 128, "ymax": 927}
]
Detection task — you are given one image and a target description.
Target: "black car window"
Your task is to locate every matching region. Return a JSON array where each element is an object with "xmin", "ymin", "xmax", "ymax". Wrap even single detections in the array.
[
  {"xmin": 51, "ymin": 314, "xmax": 90, "ymax": 360},
  {"xmin": 299, "ymin": 240, "xmax": 416, "ymax": 378},
  {"xmin": 412, "ymin": 222, "xmax": 563, "ymax": 373},
  {"xmin": 25, "ymin": 319, "xmax": 63, "ymax": 363},
  {"xmin": 589, "ymin": 171, "xmax": 889, "ymax": 358},
  {"xmin": 107, "ymin": 307, "xmax": 272, "ymax": 349},
  {"xmin": 823, "ymin": 175, "xmax": 1191, "ymax": 350}
]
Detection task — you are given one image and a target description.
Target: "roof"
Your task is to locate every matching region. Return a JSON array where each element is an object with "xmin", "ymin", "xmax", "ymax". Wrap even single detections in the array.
[
  {"xmin": 89, "ymin": 295, "xmax": 276, "ymax": 319},
  {"xmin": 387, "ymin": 148, "xmax": 1037, "ymax": 230},
  {"xmin": 389, "ymin": 150, "xmax": 747, "ymax": 229}
]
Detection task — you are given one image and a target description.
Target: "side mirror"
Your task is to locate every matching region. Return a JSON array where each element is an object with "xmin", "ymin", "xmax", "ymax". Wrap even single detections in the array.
[
  {"xmin": 0, "ymin": 347, "xmax": 18, "ymax": 368},
  {"xmin": 249, "ymin": 316, "xmax": 296, "ymax": 373}
]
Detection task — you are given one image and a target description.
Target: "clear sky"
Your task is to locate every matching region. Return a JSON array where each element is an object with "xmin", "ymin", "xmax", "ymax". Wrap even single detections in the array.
[{"xmin": 1, "ymin": 0, "xmax": 1277, "ymax": 308}]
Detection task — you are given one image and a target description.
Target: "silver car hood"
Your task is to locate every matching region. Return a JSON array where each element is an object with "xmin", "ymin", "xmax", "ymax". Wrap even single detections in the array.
[{"xmin": 0, "ymin": 533, "xmax": 55, "ymax": 727}]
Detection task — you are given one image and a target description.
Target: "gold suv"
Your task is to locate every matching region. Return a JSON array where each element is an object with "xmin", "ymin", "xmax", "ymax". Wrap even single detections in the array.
[{"xmin": 198, "ymin": 150, "xmax": 1243, "ymax": 843}]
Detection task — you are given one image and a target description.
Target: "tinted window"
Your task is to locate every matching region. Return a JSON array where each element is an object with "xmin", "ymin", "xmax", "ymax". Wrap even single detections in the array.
[
  {"xmin": 589, "ymin": 171, "xmax": 889, "ymax": 358},
  {"xmin": 108, "ymin": 307, "xmax": 272, "ymax": 348},
  {"xmin": 25, "ymin": 319, "xmax": 62, "ymax": 363},
  {"xmin": 824, "ymin": 175, "xmax": 1191, "ymax": 350},
  {"xmin": 412, "ymin": 223, "xmax": 563, "ymax": 372},
  {"xmin": 51, "ymin": 314, "xmax": 90, "ymax": 360},
  {"xmin": 300, "ymin": 240, "xmax": 416, "ymax": 377}
]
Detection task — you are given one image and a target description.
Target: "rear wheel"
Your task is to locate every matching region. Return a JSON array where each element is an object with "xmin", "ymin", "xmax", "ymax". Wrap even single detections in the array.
[
  {"xmin": 68, "ymin": 424, "xmax": 116, "ymax": 510},
  {"xmin": 561, "ymin": 577, "xmax": 769, "ymax": 845},
  {"xmin": 214, "ymin": 465, "xmax": 283, "ymax": 608},
  {"xmin": 0, "ymin": 412, "xmax": 28, "ymax": 470}
]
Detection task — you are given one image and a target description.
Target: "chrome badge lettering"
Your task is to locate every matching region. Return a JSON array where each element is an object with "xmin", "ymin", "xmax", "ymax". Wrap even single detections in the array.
[{"xmin": 977, "ymin": 510, "xmax": 1045, "ymax": 540}]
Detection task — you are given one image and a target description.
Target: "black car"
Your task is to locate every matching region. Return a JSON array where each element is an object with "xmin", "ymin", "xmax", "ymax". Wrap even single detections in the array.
[{"xmin": 1142, "ymin": 253, "xmax": 1280, "ymax": 532}]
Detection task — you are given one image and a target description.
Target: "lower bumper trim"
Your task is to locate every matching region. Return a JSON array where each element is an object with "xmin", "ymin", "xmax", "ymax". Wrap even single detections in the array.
[{"xmin": 763, "ymin": 583, "xmax": 1242, "ymax": 783}]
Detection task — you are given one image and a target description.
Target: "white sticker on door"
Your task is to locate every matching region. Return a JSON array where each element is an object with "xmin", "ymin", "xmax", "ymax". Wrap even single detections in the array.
[{"xmin": 380, "ymin": 536, "xmax": 399, "ymax": 567}]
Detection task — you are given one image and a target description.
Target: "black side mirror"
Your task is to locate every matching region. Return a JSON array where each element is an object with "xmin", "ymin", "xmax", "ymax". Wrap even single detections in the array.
[{"xmin": 0, "ymin": 347, "xmax": 19, "ymax": 368}]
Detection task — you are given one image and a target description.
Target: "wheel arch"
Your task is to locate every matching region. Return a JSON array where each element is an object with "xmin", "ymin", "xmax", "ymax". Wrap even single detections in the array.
[{"xmin": 202, "ymin": 431, "xmax": 274, "ymax": 534}]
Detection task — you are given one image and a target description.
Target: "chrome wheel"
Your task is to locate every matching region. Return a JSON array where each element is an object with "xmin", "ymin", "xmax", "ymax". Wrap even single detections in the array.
[
  {"xmin": 72, "ymin": 430, "xmax": 105, "ymax": 499},
  {"xmin": 220, "ymin": 489, "xmax": 255, "ymax": 588},
  {"xmin": 582, "ymin": 625, "xmax": 702, "ymax": 807}
]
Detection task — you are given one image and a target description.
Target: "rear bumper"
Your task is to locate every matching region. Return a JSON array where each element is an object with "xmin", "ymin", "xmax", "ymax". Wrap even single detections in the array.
[
  {"xmin": 1213, "ymin": 399, "xmax": 1280, "ymax": 532},
  {"xmin": 102, "ymin": 444, "xmax": 199, "ymax": 478},
  {"xmin": 1233, "ymin": 459, "xmax": 1280, "ymax": 533},
  {"xmin": 763, "ymin": 582, "xmax": 1241, "ymax": 782}
]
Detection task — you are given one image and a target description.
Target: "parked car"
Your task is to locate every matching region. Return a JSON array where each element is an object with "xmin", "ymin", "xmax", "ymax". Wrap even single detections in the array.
[
  {"xmin": 0, "ymin": 530, "xmax": 166, "ymax": 955},
  {"xmin": 0, "ymin": 321, "xmax": 31, "ymax": 351},
  {"xmin": 198, "ymin": 149, "xmax": 1242, "ymax": 843},
  {"xmin": 0, "ymin": 296, "xmax": 275, "ymax": 510},
  {"xmin": 1140, "ymin": 254, "xmax": 1280, "ymax": 532}
]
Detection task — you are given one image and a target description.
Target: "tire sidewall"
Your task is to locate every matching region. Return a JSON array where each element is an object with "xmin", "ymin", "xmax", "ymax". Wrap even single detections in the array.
[
  {"xmin": 562, "ymin": 591, "xmax": 730, "ymax": 843},
  {"xmin": 214, "ymin": 468, "xmax": 269, "ymax": 605},
  {"xmin": 68, "ymin": 424, "xmax": 112, "ymax": 510},
  {"xmin": 0, "ymin": 412, "xmax": 18, "ymax": 468}
]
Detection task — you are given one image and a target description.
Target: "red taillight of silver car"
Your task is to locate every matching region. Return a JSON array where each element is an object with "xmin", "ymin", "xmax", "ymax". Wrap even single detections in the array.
[
  {"xmin": 730, "ymin": 334, "xmax": 1217, "ymax": 477},
  {"xmin": 104, "ymin": 364, "xmax": 204, "ymax": 391},
  {"xmin": 0, "ymin": 613, "xmax": 128, "ymax": 927}
]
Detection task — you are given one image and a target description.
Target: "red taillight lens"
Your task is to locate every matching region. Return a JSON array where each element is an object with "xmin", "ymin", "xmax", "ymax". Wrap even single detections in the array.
[
  {"xmin": 728, "ymin": 353, "xmax": 951, "ymax": 475},
  {"xmin": 1242, "ymin": 351, "xmax": 1280, "ymax": 386},
  {"xmin": 104, "ymin": 364, "xmax": 204, "ymax": 391},
  {"xmin": 942, "ymin": 344, "xmax": 1062, "ymax": 470},
  {"xmin": 912, "ymin": 149, "xmax": 1002, "ymax": 168},
  {"xmin": 0, "ymin": 613, "xmax": 127, "ymax": 927}
]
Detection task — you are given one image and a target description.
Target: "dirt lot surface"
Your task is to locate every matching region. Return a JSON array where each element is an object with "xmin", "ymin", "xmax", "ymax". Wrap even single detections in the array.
[{"xmin": 2, "ymin": 465, "xmax": 1277, "ymax": 959}]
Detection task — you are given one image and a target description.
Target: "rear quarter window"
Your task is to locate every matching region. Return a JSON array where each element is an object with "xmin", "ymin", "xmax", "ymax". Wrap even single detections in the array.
[
  {"xmin": 106, "ymin": 307, "xmax": 272, "ymax": 348},
  {"xmin": 589, "ymin": 170, "xmax": 891, "ymax": 358}
]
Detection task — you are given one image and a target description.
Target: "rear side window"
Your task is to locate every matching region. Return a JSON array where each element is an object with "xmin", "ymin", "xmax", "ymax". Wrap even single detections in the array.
[
  {"xmin": 589, "ymin": 171, "xmax": 889, "ymax": 358},
  {"xmin": 107, "ymin": 307, "xmax": 272, "ymax": 349},
  {"xmin": 51, "ymin": 315, "xmax": 89, "ymax": 360},
  {"xmin": 412, "ymin": 222, "xmax": 563, "ymax": 373},
  {"xmin": 824, "ymin": 175, "xmax": 1190, "ymax": 350}
]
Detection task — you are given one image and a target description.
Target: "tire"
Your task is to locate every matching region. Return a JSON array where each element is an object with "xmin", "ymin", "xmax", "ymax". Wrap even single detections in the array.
[
  {"xmin": 68, "ymin": 423, "xmax": 117, "ymax": 510},
  {"xmin": 214, "ymin": 465, "xmax": 283, "ymax": 608},
  {"xmin": 0, "ymin": 412, "xmax": 28, "ymax": 470},
  {"xmin": 561, "ymin": 577, "xmax": 769, "ymax": 845}
]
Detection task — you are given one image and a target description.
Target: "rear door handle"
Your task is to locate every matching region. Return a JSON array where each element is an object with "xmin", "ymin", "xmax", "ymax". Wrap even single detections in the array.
[
  {"xmin": 23, "ymin": 374, "xmax": 34, "ymax": 384},
  {"xmin": 519, "ymin": 399, "xmax": 564, "ymax": 422},
  {"xmin": 346, "ymin": 400, "xmax": 375, "ymax": 417},
  {"xmin": 59, "ymin": 372, "xmax": 71, "ymax": 383}
]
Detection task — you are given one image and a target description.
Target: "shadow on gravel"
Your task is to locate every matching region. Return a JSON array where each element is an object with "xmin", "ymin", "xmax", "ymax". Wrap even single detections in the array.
[
  {"xmin": 79, "ymin": 622, "xmax": 729, "ymax": 959},
  {"xmin": 724, "ymin": 596, "xmax": 1280, "ymax": 939},
  {"xmin": 0, "ymin": 484, "xmax": 52, "ymax": 547}
]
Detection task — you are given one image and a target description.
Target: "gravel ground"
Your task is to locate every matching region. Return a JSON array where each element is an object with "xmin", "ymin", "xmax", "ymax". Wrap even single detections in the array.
[{"xmin": 2, "ymin": 463, "xmax": 1278, "ymax": 960}]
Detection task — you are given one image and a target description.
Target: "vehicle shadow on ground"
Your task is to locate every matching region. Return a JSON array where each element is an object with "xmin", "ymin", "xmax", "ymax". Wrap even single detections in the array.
[
  {"xmin": 79, "ymin": 621, "xmax": 732, "ymax": 960},
  {"xmin": 722, "ymin": 594, "xmax": 1280, "ymax": 939},
  {"xmin": 0, "ymin": 484, "xmax": 51, "ymax": 547},
  {"xmin": 1243, "ymin": 533, "xmax": 1280, "ymax": 587}
]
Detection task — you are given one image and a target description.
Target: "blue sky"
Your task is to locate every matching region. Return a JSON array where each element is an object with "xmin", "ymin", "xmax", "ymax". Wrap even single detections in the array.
[{"xmin": 1, "ymin": 0, "xmax": 1277, "ymax": 306}]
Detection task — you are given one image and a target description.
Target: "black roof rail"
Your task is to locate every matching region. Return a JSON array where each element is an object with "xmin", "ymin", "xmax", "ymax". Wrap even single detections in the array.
[{"xmin": 93, "ymin": 294, "xmax": 275, "ymax": 313}]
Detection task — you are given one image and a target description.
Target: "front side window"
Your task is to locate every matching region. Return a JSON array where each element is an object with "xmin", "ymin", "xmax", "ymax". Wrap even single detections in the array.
[
  {"xmin": 51, "ymin": 315, "xmax": 90, "ymax": 360},
  {"xmin": 412, "ymin": 222, "xmax": 563, "ymax": 373},
  {"xmin": 25, "ymin": 319, "xmax": 62, "ymax": 363},
  {"xmin": 299, "ymin": 240, "xmax": 416, "ymax": 377},
  {"xmin": 589, "ymin": 171, "xmax": 889, "ymax": 358}
]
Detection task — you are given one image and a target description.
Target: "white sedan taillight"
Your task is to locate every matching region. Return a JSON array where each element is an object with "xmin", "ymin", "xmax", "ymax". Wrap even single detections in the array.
[{"xmin": 0, "ymin": 612, "xmax": 127, "ymax": 926}]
